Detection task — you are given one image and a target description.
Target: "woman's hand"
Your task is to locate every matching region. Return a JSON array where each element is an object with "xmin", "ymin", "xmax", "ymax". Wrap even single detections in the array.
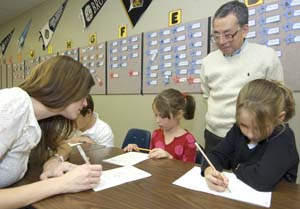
[
  {"xmin": 123, "ymin": 144, "xmax": 140, "ymax": 152},
  {"xmin": 58, "ymin": 164, "xmax": 102, "ymax": 193},
  {"xmin": 149, "ymin": 148, "xmax": 173, "ymax": 159},
  {"xmin": 40, "ymin": 158, "xmax": 77, "ymax": 180},
  {"xmin": 204, "ymin": 166, "xmax": 229, "ymax": 192}
]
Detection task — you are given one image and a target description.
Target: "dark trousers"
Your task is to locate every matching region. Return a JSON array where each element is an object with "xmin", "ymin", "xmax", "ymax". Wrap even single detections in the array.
[{"xmin": 204, "ymin": 129, "xmax": 224, "ymax": 153}]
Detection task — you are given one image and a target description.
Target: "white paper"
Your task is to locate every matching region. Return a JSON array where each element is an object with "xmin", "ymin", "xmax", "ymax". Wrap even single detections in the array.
[
  {"xmin": 103, "ymin": 152, "xmax": 149, "ymax": 166},
  {"xmin": 173, "ymin": 167, "xmax": 272, "ymax": 208},
  {"xmin": 93, "ymin": 165, "xmax": 151, "ymax": 192}
]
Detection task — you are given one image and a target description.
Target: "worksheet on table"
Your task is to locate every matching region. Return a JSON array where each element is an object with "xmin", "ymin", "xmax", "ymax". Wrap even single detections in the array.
[
  {"xmin": 93, "ymin": 165, "xmax": 151, "ymax": 192},
  {"xmin": 102, "ymin": 152, "xmax": 149, "ymax": 166},
  {"xmin": 173, "ymin": 166, "xmax": 272, "ymax": 208}
]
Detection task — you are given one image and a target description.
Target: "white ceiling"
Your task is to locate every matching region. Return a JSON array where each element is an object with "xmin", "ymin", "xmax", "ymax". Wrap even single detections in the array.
[{"xmin": 0, "ymin": 0, "xmax": 48, "ymax": 26}]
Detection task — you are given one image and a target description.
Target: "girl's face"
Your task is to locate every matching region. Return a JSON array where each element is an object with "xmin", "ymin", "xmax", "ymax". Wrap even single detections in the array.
[
  {"xmin": 61, "ymin": 97, "xmax": 87, "ymax": 120},
  {"xmin": 238, "ymin": 110, "xmax": 273, "ymax": 143},
  {"xmin": 153, "ymin": 107, "xmax": 179, "ymax": 131}
]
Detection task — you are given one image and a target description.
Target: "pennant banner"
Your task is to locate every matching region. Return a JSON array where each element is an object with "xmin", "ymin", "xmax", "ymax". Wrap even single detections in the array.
[
  {"xmin": 18, "ymin": 19, "xmax": 32, "ymax": 49},
  {"xmin": 81, "ymin": 0, "xmax": 107, "ymax": 28},
  {"xmin": 1, "ymin": 28, "xmax": 15, "ymax": 55},
  {"xmin": 122, "ymin": 0, "xmax": 152, "ymax": 27},
  {"xmin": 39, "ymin": 0, "xmax": 68, "ymax": 50}
]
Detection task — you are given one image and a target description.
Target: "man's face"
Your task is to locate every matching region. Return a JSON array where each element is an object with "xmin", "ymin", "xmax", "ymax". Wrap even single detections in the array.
[{"xmin": 212, "ymin": 14, "xmax": 248, "ymax": 56}]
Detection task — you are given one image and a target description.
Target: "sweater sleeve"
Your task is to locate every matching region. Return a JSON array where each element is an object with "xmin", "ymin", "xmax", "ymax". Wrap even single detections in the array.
[
  {"xmin": 201, "ymin": 125, "xmax": 237, "ymax": 176},
  {"xmin": 266, "ymin": 48, "xmax": 284, "ymax": 82},
  {"xmin": 233, "ymin": 128, "xmax": 299, "ymax": 191}
]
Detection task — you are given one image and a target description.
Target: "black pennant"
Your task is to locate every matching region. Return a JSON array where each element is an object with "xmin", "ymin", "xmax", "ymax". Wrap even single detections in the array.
[
  {"xmin": 122, "ymin": 0, "xmax": 152, "ymax": 27},
  {"xmin": 1, "ymin": 28, "xmax": 15, "ymax": 55},
  {"xmin": 81, "ymin": 0, "xmax": 107, "ymax": 28},
  {"xmin": 39, "ymin": 0, "xmax": 68, "ymax": 50}
]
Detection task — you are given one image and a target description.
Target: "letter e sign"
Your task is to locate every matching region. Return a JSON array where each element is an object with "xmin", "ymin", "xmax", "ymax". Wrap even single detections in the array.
[{"xmin": 169, "ymin": 9, "xmax": 181, "ymax": 26}]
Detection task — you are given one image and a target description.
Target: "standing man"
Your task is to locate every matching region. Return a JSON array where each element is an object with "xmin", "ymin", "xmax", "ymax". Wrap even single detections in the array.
[{"xmin": 200, "ymin": 1, "xmax": 283, "ymax": 152}]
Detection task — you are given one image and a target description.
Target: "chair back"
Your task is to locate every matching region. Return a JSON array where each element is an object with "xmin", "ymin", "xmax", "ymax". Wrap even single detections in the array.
[{"xmin": 121, "ymin": 128, "xmax": 151, "ymax": 150}]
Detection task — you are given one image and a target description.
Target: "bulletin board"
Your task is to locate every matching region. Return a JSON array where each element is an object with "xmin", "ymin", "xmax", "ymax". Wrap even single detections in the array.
[
  {"xmin": 6, "ymin": 64, "xmax": 13, "ymax": 88},
  {"xmin": 24, "ymin": 57, "xmax": 40, "ymax": 78},
  {"xmin": 107, "ymin": 34, "xmax": 142, "ymax": 94},
  {"xmin": 79, "ymin": 42, "xmax": 106, "ymax": 95},
  {"xmin": 0, "ymin": 60, "xmax": 3, "ymax": 89},
  {"xmin": 58, "ymin": 48, "xmax": 79, "ymax": 61},
  {"xmin": 142, "ymin": 18, "xmax": 209, "ymax": 94},
  {"xmin": 12, "ymin": 61, "xmax": 25, "ymax": 87},
  {"xmin": 39, "ymin": 54, "xmax": 57, "ymax": 63},
  {"xmin": 246, "ymin": 0, "xmax": 300, "ymax": 91},
  {"xmin": 0, "ymin": 63, "xmax": 4, "ymax": 88}
]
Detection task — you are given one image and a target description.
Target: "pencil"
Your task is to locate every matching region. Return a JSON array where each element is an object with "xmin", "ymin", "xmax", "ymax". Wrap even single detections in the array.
[
  {"xmin": 76, "ymin": 144, "xmax": 91, "ymax": 164},
  {"xmin": 194, "ymin": 142, "xmax": 231, "ymax": 193},
  {"xmin": 138, "ymin": 148, "xmax": 151, "ymax": 152},
  {"xmin": 194, "ymin": 143, "xmax": 216, "ymax": 170}
]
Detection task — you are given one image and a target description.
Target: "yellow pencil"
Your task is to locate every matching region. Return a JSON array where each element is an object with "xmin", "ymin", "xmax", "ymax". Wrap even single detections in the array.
[
  {"xmin": 194, "ymin": 142, "xmax": 231, "ymax": 193},
  {"xmin": 138, "ymin": 148, "xmax": 151, "ymax": 152}
]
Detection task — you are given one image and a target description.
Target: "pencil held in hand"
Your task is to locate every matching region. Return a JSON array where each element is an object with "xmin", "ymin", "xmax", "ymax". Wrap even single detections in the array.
[
  {"xmin": 77, "ymin": 144, "xmax": 91, "ymax": 164},
  {"xmin": 138, "ymin": 148, "xmax": 151, "ymax": 152},
  {"xmin": 194, "ymin": 142, "xmax": 231, "ymax": 192}
]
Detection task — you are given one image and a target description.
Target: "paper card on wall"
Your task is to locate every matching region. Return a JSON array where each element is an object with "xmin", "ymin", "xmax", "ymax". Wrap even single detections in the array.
[
  {"xmin": 244, "ymin": 0, "xmax": 264, "ymax": 7},
  {"xmin": 131, "ymin": 52, "xmax": 139, "ymax": 58},
  {"xmin": 29, "ymin": 50, "xmax": 34, "ymax": 58},
  {"xmin": 119, "ymin": 25, "xmax": 127, "ymax": 38},
  {"xmin": 169, "ymin": 9, "xmax": 182, "ymax": 26},
  {"xmin": 47, "ymin": 45, "xmax": 53, "ymax": 54},
  {"xmin": 89, "ymin": 33, "xmax": 97, "ymax": 45}
]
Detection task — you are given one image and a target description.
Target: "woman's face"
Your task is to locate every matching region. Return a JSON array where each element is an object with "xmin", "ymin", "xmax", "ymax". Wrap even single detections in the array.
[{"xmin": 61, "ymin": 97, "xmax": 87, "ymax": 120}]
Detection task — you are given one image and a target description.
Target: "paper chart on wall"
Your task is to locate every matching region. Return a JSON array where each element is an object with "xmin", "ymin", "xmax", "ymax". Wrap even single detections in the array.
[
  {"xmin": 172, "ymin": 166, "xmax": 272, "ymax": 208},
  {"xmin": 93, "ymin": 165, "xmax": 151, "ymax": 192},
  {"xmin": 102, "ymin": 151, "xmax": 149, "ymax": 166}
]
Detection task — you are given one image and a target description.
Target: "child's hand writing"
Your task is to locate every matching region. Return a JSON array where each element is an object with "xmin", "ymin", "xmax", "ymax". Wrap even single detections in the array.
[
  {"xmin": 149, "ymin": 148, "xmax": 173, "ymax": 159},
  {"xmin": 123, "ymin": 144, "xmax": 140, "ymax": 152},
  {"xmin": 204, "ymin": 166, "xmax": 229, "ymax": 192}
]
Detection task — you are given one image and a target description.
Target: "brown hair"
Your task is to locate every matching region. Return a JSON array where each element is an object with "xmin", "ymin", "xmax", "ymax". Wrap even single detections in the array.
[
  {"xmin": 80, "ymin": 94, "xmax": 94, "ymax": 116},
  {"xmin": 236, "ymin": 79, "xmax": 295, "ymax": 139},
  {"xmin": 19, "ymin": 55, "xmax": 95, "ymax": 162},
  {"xmin": 152, "ymin": 88, "xmax": 195, "ymax": 120}
]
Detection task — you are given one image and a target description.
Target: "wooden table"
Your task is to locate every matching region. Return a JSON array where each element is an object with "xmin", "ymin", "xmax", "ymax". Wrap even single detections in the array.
[{"xmin": 18, "ymin": 145, "xmax": 300, "ymax": 209}]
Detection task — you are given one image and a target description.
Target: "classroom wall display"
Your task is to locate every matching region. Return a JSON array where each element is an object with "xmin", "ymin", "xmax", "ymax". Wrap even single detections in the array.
[
  {"xmin": 58, "ymin": 48, "xmax": 79, "ymax": 61},
  {"xmin": 24, "ymin": 57, "xmax": 40, "ymax": 78},
  {"xmin": 0, "ymin": 63, "xmax": 3, "ymax": 88},
  {"xmin": 39, "ymin": 54, "xmax": 58, "ymax": 63},
  {"xmin": 12, "ymin": 61, "xmax": 25, "ymax": 87},
  {"xmin": 107, "ymin": 34, "xmax": 142, "ymax": 94},
  {"xmin": 143, "ymin": 18, "xmax": 209, "ymax": 94},
  {"xmin": 6, "ymin": 63, "xmax": 13, "ymax": 88},
  {"xmin": 246, "ymin": 0, "xmax": 300, "ymax": 91},
  {"xmin": 79, "ymin": 42, "xmax": 107, "ymax": 95}
]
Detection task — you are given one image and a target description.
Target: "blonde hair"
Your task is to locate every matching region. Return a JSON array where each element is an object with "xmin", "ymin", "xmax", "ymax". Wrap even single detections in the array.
[
  {"xmin": 236, "ymin": 79, "xmax": 295, "ymax": 139},
  {"xmin": 152, "ymin": 88, "xmax": 195, "ymax": 120},
  {"xmin": 19, "ymin": 55, "xmax": 95, "ymax": 163}
]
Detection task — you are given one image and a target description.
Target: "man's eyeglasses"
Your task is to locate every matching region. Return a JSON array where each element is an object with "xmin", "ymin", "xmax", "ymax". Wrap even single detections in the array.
[{"xmin": 210, "ymin": 28, "xmax": 240, "ymax": 43}]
